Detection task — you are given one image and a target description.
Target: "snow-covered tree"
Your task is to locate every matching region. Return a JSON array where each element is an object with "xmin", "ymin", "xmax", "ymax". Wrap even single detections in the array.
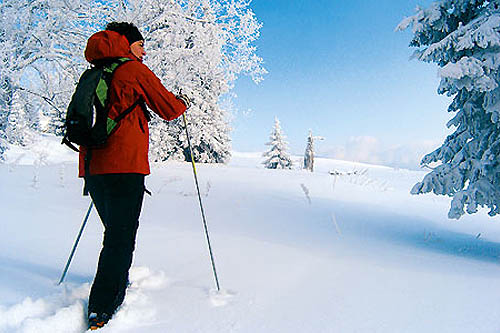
[
  {"xmin": 263, "ymin": 117, "xmax": 293, "ymax": 169},
  {"xmin": 5, "ymin": 91, "xmax": 35, "ymax": 146},
  {"xmin": 0, "ymin": 136, "xmax": 6, "ymax": 162},
  {"xmin": 398, "ymin": 0, "xmax": 500, "ymax": 218},
  {"xmin": 149, "ymin": 117, "xmax": 181, "ymax": 162},
  {"xmin": 138, "ymin": 0, "xmax": 263, "ymax": 163},
  {"xmin": 0, "ymin": 0, "xmax": 102, "ymax": 147}
]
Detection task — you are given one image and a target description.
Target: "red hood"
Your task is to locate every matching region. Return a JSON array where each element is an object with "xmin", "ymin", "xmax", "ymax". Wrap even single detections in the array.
[{"xmin": 85, "ymin": 30, "xmax": 133, "ymax": 63}]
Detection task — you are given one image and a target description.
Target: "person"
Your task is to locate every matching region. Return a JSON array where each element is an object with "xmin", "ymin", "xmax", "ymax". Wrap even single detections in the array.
[{"xmin": 80, "ymin": 22, "xmax": 190, "ymax": 330}]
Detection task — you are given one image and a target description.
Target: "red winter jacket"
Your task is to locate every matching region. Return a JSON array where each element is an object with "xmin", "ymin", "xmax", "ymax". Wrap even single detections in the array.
[{"xmin": 78, "ymin": 30, "xmax": 187, "ymax": 177}]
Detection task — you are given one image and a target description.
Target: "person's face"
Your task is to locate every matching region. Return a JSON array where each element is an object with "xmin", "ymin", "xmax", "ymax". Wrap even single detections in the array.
[{"xmin": 130, "ymin": 40, "xmax": 146, "ymax": 61}]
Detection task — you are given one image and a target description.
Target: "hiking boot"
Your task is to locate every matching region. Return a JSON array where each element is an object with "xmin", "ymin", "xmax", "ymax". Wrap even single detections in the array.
[{"xmin": 88, "ymin": 312, "xmax": 111, "ymax": 330}]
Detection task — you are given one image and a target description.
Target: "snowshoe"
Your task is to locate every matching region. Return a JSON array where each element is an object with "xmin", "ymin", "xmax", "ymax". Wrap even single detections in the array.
[{"xmin": 88, "ymin": 312, "xmax": 111, "ymax": 330}]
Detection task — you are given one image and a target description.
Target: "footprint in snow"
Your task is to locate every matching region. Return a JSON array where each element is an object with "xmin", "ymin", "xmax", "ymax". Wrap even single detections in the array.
[{"xmin": 128, "ymin": 266, "xmax": 168, "ymax": 290}]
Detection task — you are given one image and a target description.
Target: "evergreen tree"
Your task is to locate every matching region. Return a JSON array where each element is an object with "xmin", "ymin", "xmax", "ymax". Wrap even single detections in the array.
[
  {"xmin": 263, "ymin": 117, "xmax": 293, "ymax": 170},
  {"xmin": 398, "ymin": 0, "xmax": 500, "ymax": 218}
]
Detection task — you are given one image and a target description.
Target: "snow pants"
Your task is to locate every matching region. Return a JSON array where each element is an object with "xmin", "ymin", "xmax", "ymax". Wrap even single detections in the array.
[{"xmin": 85, "ymin": 173, "xmax": 145, "ymax": 316}]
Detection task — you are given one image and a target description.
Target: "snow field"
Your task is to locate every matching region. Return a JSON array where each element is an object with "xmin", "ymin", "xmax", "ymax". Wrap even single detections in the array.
[{"xmin": 2, "ymin": 148, "xmax": 500, "ymax": 332}]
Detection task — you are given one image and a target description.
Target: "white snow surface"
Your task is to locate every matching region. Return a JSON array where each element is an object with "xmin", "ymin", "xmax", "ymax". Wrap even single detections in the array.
[{"xmin": 2, "ymin": 143, "xmax": 500, "ymax": 332}]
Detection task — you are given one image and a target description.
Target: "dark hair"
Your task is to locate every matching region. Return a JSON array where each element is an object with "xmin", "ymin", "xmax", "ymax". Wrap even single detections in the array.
[{"xmin": 106, "ymin": 22, "xmax": 144, "ymax": 45}]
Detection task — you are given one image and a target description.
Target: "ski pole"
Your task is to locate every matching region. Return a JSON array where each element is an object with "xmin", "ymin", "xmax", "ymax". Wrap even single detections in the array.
[
  {"xmin": 182, "ymin": 112, "xmax": 221, "ymax": 291},
  {"xmin": 58, "ymin": 201, "xmax": 94, "ymax": 285}
]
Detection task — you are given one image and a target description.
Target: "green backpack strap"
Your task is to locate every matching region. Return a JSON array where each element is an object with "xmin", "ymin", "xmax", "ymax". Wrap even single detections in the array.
[
  {"xmin": 95, "ymin": 58, "xmax": 131, "ymax": 109},
  {"xmin": 91, "ymin": 57, "xmax": 145, "ymax": 136}
]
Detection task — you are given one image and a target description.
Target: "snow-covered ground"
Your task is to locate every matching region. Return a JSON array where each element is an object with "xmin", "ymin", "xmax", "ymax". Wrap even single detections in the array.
[{"xmin": 2, "ymin": 141, "xmax": 500, "ymax": 332}]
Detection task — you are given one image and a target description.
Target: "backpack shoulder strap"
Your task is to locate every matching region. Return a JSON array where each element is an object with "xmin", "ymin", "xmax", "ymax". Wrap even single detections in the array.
[
  {"xmin": 95, "ymin": 58, "xmax": 132, "ymax": 109},
  {"xmin": 106, "ymin": 96, "xmax": 145, "ymax": 135}
]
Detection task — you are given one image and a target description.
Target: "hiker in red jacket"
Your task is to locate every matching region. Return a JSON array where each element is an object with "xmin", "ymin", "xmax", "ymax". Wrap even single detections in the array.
[{"xmin": 82, "ymin": 22, "xmax": 189, "ymax": 330}]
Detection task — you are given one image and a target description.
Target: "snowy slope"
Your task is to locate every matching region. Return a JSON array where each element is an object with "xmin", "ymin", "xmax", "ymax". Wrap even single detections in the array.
[{"xmin": 2, "ymin": 145, "xmax": 500, "ymax": 332}]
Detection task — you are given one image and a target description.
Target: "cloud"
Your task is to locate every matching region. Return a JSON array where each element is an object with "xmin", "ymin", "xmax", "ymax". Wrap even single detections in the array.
[{"xmin": 318, "ymin": 136, "xmax": 441, "ymax": 170}]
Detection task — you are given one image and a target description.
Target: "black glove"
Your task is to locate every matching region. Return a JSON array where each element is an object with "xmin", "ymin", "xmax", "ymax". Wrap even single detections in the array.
[{"xmin": 177, "ymin": 93, "xmax": 191, "ymax": 108}]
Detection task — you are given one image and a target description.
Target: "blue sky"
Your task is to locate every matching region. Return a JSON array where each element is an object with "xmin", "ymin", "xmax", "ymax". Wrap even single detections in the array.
[{"xmin": 231, "ymin": 0, "xmax": 451, "ymax": 169}]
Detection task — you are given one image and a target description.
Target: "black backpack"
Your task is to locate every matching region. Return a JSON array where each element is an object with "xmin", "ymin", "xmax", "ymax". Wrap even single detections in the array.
[{"xmin": 62, "ymin": 57, "xmax": 145, "ymax": 152}]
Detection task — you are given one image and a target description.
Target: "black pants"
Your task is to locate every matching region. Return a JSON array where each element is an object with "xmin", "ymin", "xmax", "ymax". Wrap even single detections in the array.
[{"xmin": 85, "ymin": 173, "xmax": 145, "ymax": 315}]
